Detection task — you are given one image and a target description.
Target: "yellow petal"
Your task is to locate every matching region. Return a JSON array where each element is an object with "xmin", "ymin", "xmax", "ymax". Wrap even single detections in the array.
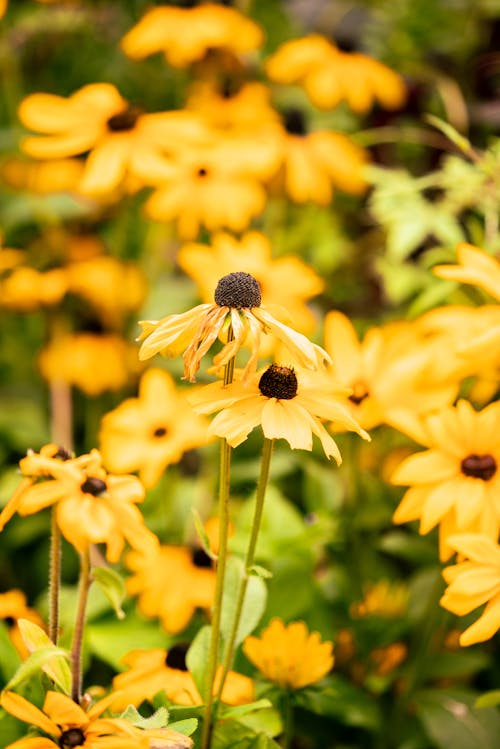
[{"xmin": 0, "ymin": 692, "xmax": 57, "ymax": 736}]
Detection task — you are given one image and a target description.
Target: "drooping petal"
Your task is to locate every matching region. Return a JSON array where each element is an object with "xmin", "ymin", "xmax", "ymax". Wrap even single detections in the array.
[
  {"xmin": 0, "ymin": 692, "xmax": 57, "ymax": 736},
  {"xmin": 260, "ymin": 398, "xmax": 313, "ymax": 450}
]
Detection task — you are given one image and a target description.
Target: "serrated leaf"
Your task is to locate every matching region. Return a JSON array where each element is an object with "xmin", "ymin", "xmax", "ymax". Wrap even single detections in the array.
[
  {"xmin": 5, "ymin": 645, "xmax": 69, "ymax": 690},
  {"xmin": 17, "ymin": 619, "xmax": 72, "ymax": 694},
  {"xmin": 191, "ymin": 508, "xmax": 217, "ymax": 561},
  {"xmin": 91, "ymin": 566, "xmax": 126, "ymax": 620},
  {"xmin": 119, "ymin": 705, "xmax": 169, "ymax": 729},
  {"xmin": 186, "ymin": 625, "xmax": 211, "ymax": 700}
]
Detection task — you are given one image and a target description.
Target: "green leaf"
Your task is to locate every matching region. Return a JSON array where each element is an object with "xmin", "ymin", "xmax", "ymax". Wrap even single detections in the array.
[
  {"xmin": 192, "ymin": 508, "xmax": 217, "ymax": 561},
  {"xmin": 295, "ymin": 676, "xmax": 381, "ymax": 730},
  {"xmin": 212, "ymin": 718, "xmax": 281, "ymax": 749},
  {"xmin": 17, "ymin": 619, "xmax": 72, "ymax": 694},
  {"xmin": 425, "ymin": 115, "xmax": 473, "ymax": 155},
  {"xmin": 220, "ymin": 557, "xmax": 267, "ymax": 659},
  {"xmin": 237, "ymin": 707, "xmax": 282, "ymax": 737},
  {"xmin": 169, "ymin": 718, "xmax": 198, "ymax": 736},
  {"xmin": 5, "ymin": 645, "xmax": 70, "ymax": 690},
  {"xmin": 86, "ymin": 611, "xmax": 168, "ymax": 671},
  {"xmin": 91, "ymin": 566, "xmax": 126, "ymax": 620},
  {"xmin": 424, "ymin": 650, "xmax": 489, "ymax": 680},
  {"xmin": 119, "ymin": 705, "xmax": 169, "ymax": 729},
  {"xmin": 249, "ymin": 565, "xmax": 273, "ymax": 580},
  {"xmin": 475, "ymin": 691, "xmax": 500, "ymax": 709},
  {"xmin": 415, "ymin": 688, "xmax": 500, "ymax": 749},
  {"xmin": 186, "ymin": 625, "xmax": 211, "ymax": 700},
  {"xmin": 0, "ymin": 622, "xmax": 22, "ymax": 684},
  {"xmin": 221, "ymin": 700, "xmax": 273, "ymax": 720}
]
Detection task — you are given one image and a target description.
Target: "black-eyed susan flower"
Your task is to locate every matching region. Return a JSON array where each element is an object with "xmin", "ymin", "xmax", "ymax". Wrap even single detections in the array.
[
  {"xmin": 185, "ymin": 80, "xmax": 279, "ymax": 132},
  {"xmin": 99, "ymin": 368, "xmax": 209, "ymax": 488},
  {"xmin": 38, "ymin": 332, "xmax": 142, "ymax": 395},
  {"xmin": 440, "ymin": 533, "xmax": 500, "ymax": 646},
  {"xmin": 0, "ymin": 689, "xmax": 193, "ymax": 748},
  {"xmin": 434, "ymin": 242, "xmax": 500, "ymax": 302},
  {"xmin": 190, "ymin": 364, "xmax": 369, "ymax": 461},
  {"xmin": 125, "ymin": 543, "xmax": 215, "ymax": 634},
  {"xmin": 266, "ymin": 34, "xmax": 406, "ymax": 113},
  {"xmin": 243, "ymin": 618, "xmax": 334, "ymax": 689},
  {"xmin": 18, "ymin": 83, "xmax": 206, "ymax": 196},
  {"xmin": 0, "ymin": 246, "xmax": 68, "ymax": 311},
  {"xmin": 121, "ymin": 3, "xmax": 263, "ymax": 68},
  {"xmin": 1, "ymin": 448, "xmax": 155, "ymax": 563},
  {"xmin": 177, "ymin": 231, "xmax": 323, "ymax": 335},
  {"xmin": 111, "ymin": 646, "xmax": 254, "ymax": 710},
  {"xmin": 391, "ymin": 399, "xmax": 500, "ymax": 561},
  {"xmin": 0, "ymin": 590, "xmax": 45, "ymax": 659},
  {"xmin": 323, "ymin": 311, "xmax": 458, "ymax": 431},
  {"xmin": 274, "ymin": 108, "xmax": 368, "ymax": 204},
  {"xmin": 137, "ymin": 271, "xmax": 329, "ymax": 382}
]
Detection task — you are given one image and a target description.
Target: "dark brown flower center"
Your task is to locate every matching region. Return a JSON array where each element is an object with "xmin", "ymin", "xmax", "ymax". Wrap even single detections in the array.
[
  {"xmin": 461, "ymin": 454, "xmax": 497, "ymax": 481},
  {"xmin": 107, "ymin": 105, "xmax": 141, "ymax": 132},
  {"xmin": 214, "ymin": 272, "xmax": 262, "ymax": 308},
  {"xmin": 153, "ymin": 426, "xmax": 168, "ymax": 438},
  {"xmin": 59, "ymin": 728, "xmax": 85, "ymax": 748},
  {"xmin": 283, "ymin": 108, "xmax": 307, "ymax": 136},
  {"xmin": 165, "ymin": 643, "xmax": 189, "ymax": 671},
  {"xmin": 51, "ymin": 446, "xmax": 72, "ymax": 461},
  {"xmin": 4, "ymin": 616, "xmax": 15, "ymax": 627},
  {"xmin": 197, "ymin": 167, "xmax": 209, "ymax": 178},
  {"xmin": 258, "ymin": 365, "xmax": 298, "ymax": 400},
  {"xmin": 192, "ymin": 547, "xmax": 212, "ymax": 568},
  {"xmin": 80, "ymin": 477, "xmax": 107, "ymax": 496},
  {"xmin": 349, "ymin": 382, "xmax": 369, "ymax": 405}
]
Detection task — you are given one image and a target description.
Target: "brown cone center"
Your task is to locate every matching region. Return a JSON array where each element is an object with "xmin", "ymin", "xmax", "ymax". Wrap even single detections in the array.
[{"xmin": 461, "ymin": 453, "xmax": 497, "ymax": 481}]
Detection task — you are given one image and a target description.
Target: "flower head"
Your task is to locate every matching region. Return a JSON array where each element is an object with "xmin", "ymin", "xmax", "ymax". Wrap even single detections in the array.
[
  {"xmin": 125, "ymin": 543, "xmax": 216, "ymax": 634},
  {"xmin": 391, "ymin": 399, "xmax": 500, "ymax": 560},
  {"xmin": 440, "ymin": 533, "xmax": 500, "ymax": 646},
  {"xmin": 0, "ymin": 689, "xmax": 192, "ymax": 748},
  {"xmin": 137, "ymin": 272, "xmax": 330, "ymax": 382},
  {"xmin": 190, "ymin": 364, "xmax": 369, "ymax": 462},
  {"xmin": 434, "ymin": 242, "xmax": 500, "ymax": 302},
  {"xmin": 111, "ymin": 646, "xmax": 254, "ymax": 709},
  {"xmin": 0, "ymin": 590, "xmax": 45, "ymax": 658},
  {"xmin": 99, "ymin": 368, "xmax": 209, "ymax": 488},
  {"xmin": 243, "ymin": 618, "xmax": 334, "ymax": 689}
]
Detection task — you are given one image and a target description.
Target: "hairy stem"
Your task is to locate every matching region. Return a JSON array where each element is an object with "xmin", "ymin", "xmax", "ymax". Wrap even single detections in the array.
[{"xmin": 71, "ymin": 551, "xmax": 92, "ymax": 703}]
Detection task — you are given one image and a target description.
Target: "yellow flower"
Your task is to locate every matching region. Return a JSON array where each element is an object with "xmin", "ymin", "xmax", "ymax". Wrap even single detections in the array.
[
  {"xmin": 111, "ymin": 646, "xmax": 254, "ymax": 709},
  {"xmin": 99, "ymin": 368, "xmax": 209, "ymax": 488},
  {"xmin": 1, "ymin": 447, "xmax": 155, "ymax": 563},
  {"xmin": 350, "ymin": 580, "xmax": 408, "ymax": 619},
  {"xmin": 266, "ymin": 34, "xmax": 406, "ymax": 113},
  {"xmin": 243, "ymin": 618, "xmax": 334, "ymax": 689},
  {"xmin": 0, "ymin": 689, "xmax": 192, "ymax": 748},
  {"xmin": 186, "ymin": 80, "xmax": 279, "ymax": 131},
  {"xmin": 434, "ymin": 242, "xmax": 500, "ymax": 302},
  {"xmin": 1, "ymin": 156, "xmax": 84, "ymax": 194},
  {"xmin": 440, "ymin": 533, "xmax": 500, "ymax": 646},
  {"xmin": 391, "ymin": 399, "xmax": 500, "ymax": 561},
  {"xmin": 0, "ymin": 590, "xmax": 45, "ymax": 659},
  {"xmin": 38, "ymin": 333, "xmax": 142, "ymax": 395},
  {"xmin": 190, "ymin": 364, "xmax": 369, "ymax": 461},
  {"xmin": 121, "ymin": 3, "xmax": 263, "ymax": 67},
  {"xmin": 137, "ymin": 271, "xmax": 330, "ymax": 382},
  {"xmin": 18, "ymin": 83, "xmax": 204, "ymax": 196},
  {"xmin": 143, "ymin": 142, "xmax": 268, "ymax": 239},
  {"xmin": 274, "ymin": 109, "xmax": 368, "ymax": 203},
  {"xmin": 323, "ymin": 311, "xmax": 458, "ymax": 431},
  {"xmin": 125, "ymin": 543, "xmax": 216, "ymax": 634},
  {"xmin": 177, "ymin": 231, "xmax": 323, "ymax": 335}
]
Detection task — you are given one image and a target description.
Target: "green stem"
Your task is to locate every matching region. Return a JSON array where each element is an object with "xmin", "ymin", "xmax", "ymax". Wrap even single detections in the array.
[
  {"xmin": 215, "ymin": 438, "xmax": 274, "ymax": 703},
  {"xmin": 200, "ymin": 328, "xmax": 235, "ymax": 749},
  {"xmin": 282, "ymin": 691, "xmax": 294, "ymax": 749},
  {"xmin": 71, "ymin": 551, "xmax": 92, "ymax": 703},
  {"xmin": 48, "ymin": 510, "xmax": 61, "ymax": 645}
]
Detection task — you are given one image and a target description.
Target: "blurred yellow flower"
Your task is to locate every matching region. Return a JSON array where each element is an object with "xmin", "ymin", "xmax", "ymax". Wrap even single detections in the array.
[
  {"xmin": 274, "ymin": 109, "xmax": 368, "ymax": 203},
  {"xmin": 186, "ymin": 80, "xmax": 279, "ymax": 131},
  {"xmin": 1, "ymin": 447, "xmax": 154, "ymax": 562},
  {"xmin": 0, "ymin": 263, "xmax": 68, "ymax": 312},
  {"xmin": 243, "ymin": 618, "xmax": 334, "ymax": 689},
  {"xmin": 138, "ymin": 271, "xmax": 329, "ymax": 382},
  {"xmin": 111, "ymin": 646, "xmax": 254, "ymax": 709},
  {"xmin": 323, "ymin": 311, "xmax": 458, "ymax": 431},
  {"xmin": 18, "ymin": 83, "xmax": 204, "ymax": 196},
  {"xmin": 38, "ymin": 332, "xmax": 141, "ymax": 395},
  {"xmin": 1, "ymin": 156, "xmax": 84, "ymax": 194},
  {"xmin": 441, "ymin": 533, "xmax": 500, "ymax": 646},
  {"xmin": 0, "ymin": 590, "xmax": 45, "ymax": 659},
  {"xmin": 177, "ymin": 231, "xmax": 323, "ymax": 334},
  {"xmin": 190, "ymin": 364, "xmax": 369, "ymax": 461},
  {"xmin": 121, "ymin": 3, "xmax": 263, "ymax": 67},
  {"xmin": 266, "ymin": 34, "xmax": 406, "ymax": 113},
  {"xmin": 99, "ymin": 368, "xmax": 209, "ymax": 488},
  {"xmin": 0, "ymin": 689, "xmax": 192, "ymax": 749},
  {"xmin": 391, "ymin": 399, "xmax": 500, "ymax": 560},
  {"xmin": 126, "ymin": 543, "xmax": 216, "ymax": 634},
  {"xmin": 350, "ymin": 580, "xmax": 408, "ymax": 619},
  {"xmin": 434, "ymin": 242, "xmax": 500, "ymax": 301}
]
